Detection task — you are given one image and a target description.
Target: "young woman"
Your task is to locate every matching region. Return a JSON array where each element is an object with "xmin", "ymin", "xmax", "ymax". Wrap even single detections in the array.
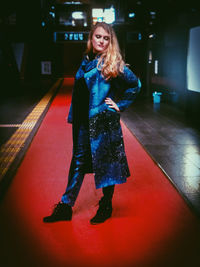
[{"xmin": 43, "ymin": 22, "xmax": 141, "ymax": 224}]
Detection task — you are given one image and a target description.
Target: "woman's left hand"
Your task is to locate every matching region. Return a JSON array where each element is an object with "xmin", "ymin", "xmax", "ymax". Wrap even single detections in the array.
[{"xmin": 105, "ymin": 97, "xmax": 120, "ymax": 112}]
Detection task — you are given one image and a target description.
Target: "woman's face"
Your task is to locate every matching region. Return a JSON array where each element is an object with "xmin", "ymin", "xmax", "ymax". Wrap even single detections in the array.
[{"xmin": 91, "ymin": 27, "xmax": 110, "ymax": 54}]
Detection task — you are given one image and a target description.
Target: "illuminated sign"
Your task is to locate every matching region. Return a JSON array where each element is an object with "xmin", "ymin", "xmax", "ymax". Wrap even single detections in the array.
[
  {"xmin": 54, "ymin": 32, "xmax": 89, "ymax": 42},
  {"xmin": 92, "ymin": 7, "xmax": 115, "ymax": 24}
]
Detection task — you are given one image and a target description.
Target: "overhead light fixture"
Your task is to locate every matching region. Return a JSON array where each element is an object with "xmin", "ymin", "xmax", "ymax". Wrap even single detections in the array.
[
  {"xmin": 92, "ymin": 7, "xmax": 115, "ymax": 24},
  {"xmin": 64, "ymin": 1, "xmax": 82, "ymax": 4},
  {"xmin": 72, "ymin": 11, "xmax": 84, "ymax": 19},
  {"xmin": 49, "ymin": 11, "xmax": 55, "ymax": 18},
  {"xmin": 149, "ymin": 34, "xmax": 154, "ymax": 38},
  {"xmin": 104, "ymin": 6, "xmax": 115, "ymax": 24},
  {"xmin": 129, "ymin": 12, "xmax": 136, "ymax": 18},
  {"xmin": 92, "ymin": 8, "xmax": 104, "ymax": 18}
]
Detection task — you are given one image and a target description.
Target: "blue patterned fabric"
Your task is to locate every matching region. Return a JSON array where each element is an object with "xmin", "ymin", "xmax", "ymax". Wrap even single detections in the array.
[
  {"xmin": 89, "ymin": 109, "xmax": 130, "ymax": 188},
  {"xmin": 67, "ymin": 56, "xmax": 141, "ymax": 189},
  {"xmin": 61, "ymin": 124, "xmax": 91, "ymax": 206}
]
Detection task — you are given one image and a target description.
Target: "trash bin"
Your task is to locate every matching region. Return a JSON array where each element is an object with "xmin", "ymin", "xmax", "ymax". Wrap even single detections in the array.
[{"xmin": 152, "ymin": 91, "xmax": 162, "ymax": 104}]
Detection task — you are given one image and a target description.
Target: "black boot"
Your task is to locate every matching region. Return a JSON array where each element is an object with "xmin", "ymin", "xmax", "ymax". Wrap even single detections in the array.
[
  {"xmin": 43, "ymin": 202, "xmax": 72, "ymax": 223},
  {"xmin": 90, "ymin": 197, "xmax": 113, "ymax": 225}
]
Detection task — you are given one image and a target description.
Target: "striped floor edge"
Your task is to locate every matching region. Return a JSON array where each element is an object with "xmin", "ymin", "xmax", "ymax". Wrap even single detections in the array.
[{"xmin": 0, "ymin": 78, "xmax": 63, "ymax": 183}]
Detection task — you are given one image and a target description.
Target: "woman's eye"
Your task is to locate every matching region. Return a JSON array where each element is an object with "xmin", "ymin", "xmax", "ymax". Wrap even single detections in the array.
[
  {"xmin": 96, "ymin": 35, "xmax": 101, "ymax": 39},
  {"xmin": 104, "ymin": 37, "xmax": 109, "ymax": 41}
]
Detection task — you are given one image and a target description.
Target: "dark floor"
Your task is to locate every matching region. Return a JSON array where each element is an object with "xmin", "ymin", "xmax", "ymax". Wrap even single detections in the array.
[
  {"xmin": 122, "ymin": 99, "xmax": 200, "ymax": 217},
  {"xmin": 1, "ymin": 79, "xmax": 200, "ymax": 218},
  {"xmin": 0, "ymin": 78, "xmax": 55, "ymax": 146},
  {"xmin": 0, "ymin": 78, "xmax": 57, "ymax": 198}
]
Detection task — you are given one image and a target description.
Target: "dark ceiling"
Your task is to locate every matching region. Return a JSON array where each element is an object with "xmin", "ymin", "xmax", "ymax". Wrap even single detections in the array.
[
  {"xmin": 1, "ymin": 0, "xmax": 200, "ymax": 15},
  {"xmin": 0, "ymin": 0, "xmax": 199, "ymax": 33}
]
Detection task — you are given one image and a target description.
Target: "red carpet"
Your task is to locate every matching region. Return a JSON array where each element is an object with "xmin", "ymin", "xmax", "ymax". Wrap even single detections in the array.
[{"xmin": 0, "ymin": 78, "xmax": 200, "ymax": 267}]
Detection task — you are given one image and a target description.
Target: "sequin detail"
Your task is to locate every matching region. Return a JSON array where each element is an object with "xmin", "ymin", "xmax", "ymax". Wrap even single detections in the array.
[{"xmin": 89, "ymin": 110, "xmax": 130, "ymax": 189}]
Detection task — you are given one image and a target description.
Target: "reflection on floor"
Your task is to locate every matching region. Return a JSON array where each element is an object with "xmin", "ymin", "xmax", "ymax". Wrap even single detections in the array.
[
  {"xmin": 1, "ymin": 81, "xmax": 200, "ymax": 267},
  {"xmin": 121, "ymin": 99, "xmax": 200, "ymax": 217},
  {"xmin": 0, "ymin": 79, "xmax": 200, "ymax": 219}
]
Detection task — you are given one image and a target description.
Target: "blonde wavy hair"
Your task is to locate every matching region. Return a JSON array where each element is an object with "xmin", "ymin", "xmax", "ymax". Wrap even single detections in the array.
[{"xmin": 85, "ymin": 22, "xmax": 125, "ymax": 80}]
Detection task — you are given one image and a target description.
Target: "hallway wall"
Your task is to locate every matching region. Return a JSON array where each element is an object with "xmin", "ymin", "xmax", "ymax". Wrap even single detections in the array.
[{"xmin": 149, "ymin": 10, "xmax": 200, "ymax": 121}]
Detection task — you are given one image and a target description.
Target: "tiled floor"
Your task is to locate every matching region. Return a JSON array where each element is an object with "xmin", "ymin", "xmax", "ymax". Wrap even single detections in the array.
[
  {"xmin": 0, "ymin": 79, "xmax": 56, "ymax": 198},
  {"xmin": 121, "ymin": 99, "xmax": 200, "ymax": 217},
  {"xmin": 1, "ymin": 80, "xmax": 200, "ymax": 218},
  {"xmin": 0, "ymin": 79, "xmax": 55, "ymax": 146}
]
